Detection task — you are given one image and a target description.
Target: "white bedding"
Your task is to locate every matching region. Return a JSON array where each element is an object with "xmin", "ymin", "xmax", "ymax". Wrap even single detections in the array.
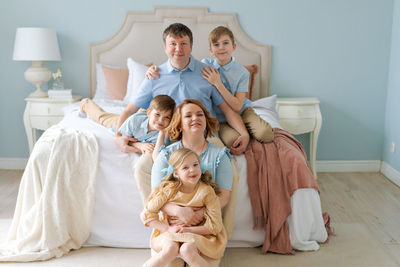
[{"xmin": 60, "ymin": 101, "xmax": 327, "ymax": 250}]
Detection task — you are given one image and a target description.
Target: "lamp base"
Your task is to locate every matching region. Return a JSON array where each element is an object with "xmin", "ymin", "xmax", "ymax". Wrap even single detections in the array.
[
  {"xmin": 28, "ymin": 88, "xmax": 48, "ymax": 98},
  {"xmin": 24, "ymin": 61, "xmax": 51, "ymax": 98}
]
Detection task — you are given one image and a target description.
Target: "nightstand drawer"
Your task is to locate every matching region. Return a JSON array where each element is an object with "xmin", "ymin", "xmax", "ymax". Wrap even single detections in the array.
[
  {"xmin": 277, "ymin": 105, "xmax": 316, "ymax": 119},
  {"xmin": 30, "ymin": 116, "xmax": 63, "ymax": 130},
  {"xmin": 279, "ymin": 118, "xmax": 316, "ymax": 135},
  {"xmin": 29, "ymin": 102, "xmax": 65, "ymax": 116}
]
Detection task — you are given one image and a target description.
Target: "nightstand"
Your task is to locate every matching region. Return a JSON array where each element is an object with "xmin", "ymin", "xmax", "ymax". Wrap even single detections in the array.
[
  {"xmin": 276, "ymin": 97, "xmax": 322, "ymax": 179},
  {"xmin": 24, "ymin": 96, "xmax": 82, "ymax": 153}
]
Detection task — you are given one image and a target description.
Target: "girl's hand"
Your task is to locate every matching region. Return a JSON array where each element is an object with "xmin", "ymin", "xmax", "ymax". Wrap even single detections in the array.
[
  {"xmin": 168, "ymin": 225, "xmax": 182, "ymax": 233},
  {"xmin": 201, "ymin": 66, "xmax": 223, "ymax": 88},
  {"xmin": 145, "ymin": 65, "xmax": 160, "ymax": 80}
]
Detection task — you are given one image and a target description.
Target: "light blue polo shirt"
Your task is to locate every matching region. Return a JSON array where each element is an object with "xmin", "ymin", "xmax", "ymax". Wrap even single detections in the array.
[
  {"xmin": 118, "ymin": 112, "xmax": 159, "ymax": 144},
  {"xmin": 131, "ymin": 55, "xmax": 225, "ymax": 119},
  {"xmin": 202, "ymin": 58, "xmax": 252, "ymax": 122}
]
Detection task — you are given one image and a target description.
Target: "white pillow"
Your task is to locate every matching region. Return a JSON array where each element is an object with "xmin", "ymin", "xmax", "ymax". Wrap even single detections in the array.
[
  {"xmin": 124, "ymin": 58, "xmax": 149, "ymax": 103},
  {"xmin": 94, "ymin": 63, "xmax": 126, "ymax": 102},
  {"xmin": 251, "ymin": 94, "xmax": 282, "ymax": 128}
]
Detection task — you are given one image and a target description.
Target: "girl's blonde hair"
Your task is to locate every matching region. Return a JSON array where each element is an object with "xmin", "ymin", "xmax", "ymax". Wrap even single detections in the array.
[
  {"xmin": 164, "ymin": 99, "xmax": 219, "ymax": 141},
  {"xmin": 148, "ymin": 148, "xmax": 220, "ymax": 201}
]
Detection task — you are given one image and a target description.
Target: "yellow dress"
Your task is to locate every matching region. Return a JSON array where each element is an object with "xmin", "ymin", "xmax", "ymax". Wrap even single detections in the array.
[{"xmin": 140, "ymin": 182, "xmax": 227, "ymax": 259}]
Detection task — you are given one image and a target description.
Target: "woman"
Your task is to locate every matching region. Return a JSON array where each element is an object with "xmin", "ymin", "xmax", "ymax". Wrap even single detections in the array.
[{"xmin": 151, "ymin": 99, "xmax": 233, "ymax": 226}]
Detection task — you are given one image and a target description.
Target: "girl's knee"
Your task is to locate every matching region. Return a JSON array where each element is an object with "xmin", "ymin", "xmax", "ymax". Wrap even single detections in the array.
[
  {"xmin": 162, "ymin": 241, "xmax": 179, "ymax": 258},
  {"xmin": 179, "ymin": 242, "xmax": 198, "ymax": 261}
]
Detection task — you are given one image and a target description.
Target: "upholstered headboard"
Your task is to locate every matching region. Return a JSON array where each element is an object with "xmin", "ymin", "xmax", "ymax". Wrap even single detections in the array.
[{"xmin": 89, "ymin": 6, "xmax": 271, "ymax": 100}]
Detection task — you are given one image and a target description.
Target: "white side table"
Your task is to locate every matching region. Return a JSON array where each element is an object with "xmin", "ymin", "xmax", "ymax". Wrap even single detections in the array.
[
  {"xmin": 276, "ymin": 97, "xmax": 322, "ymax": 179},
  {"xmin": 24, "ymin": 96, "xmax": 82, "ymax": 153}
]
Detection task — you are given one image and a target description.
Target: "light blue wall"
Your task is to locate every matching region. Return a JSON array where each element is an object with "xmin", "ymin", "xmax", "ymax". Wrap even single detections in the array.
[
  {"xmin": 0, "ymin": 0, "xmax": 394, "ymax": 163},
  {"xmin": 383, "ymin": 0, "xmax": 400, "ymax": 171}
]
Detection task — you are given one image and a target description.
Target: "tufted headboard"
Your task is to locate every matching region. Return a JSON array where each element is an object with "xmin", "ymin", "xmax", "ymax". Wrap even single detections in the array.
[{"xmin": 89, "ymin": 6, "xmax": 271, "ymax": 100}]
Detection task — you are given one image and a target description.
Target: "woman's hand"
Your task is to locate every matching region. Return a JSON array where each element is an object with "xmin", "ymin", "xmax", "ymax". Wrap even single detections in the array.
[
  {"xmin": 168, "ymin": 206, "xmax": 205, "ymax": 226},
  {"xmin": 145, "ymin": 65, "xmax": 160, "ymax": 80},
  {"xmin": 201, "ymin": 66, "xmax": 223, "ymax": 89}
]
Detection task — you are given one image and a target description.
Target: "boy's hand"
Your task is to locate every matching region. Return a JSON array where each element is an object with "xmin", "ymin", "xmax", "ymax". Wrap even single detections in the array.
[
  {"xmin": 145, "ymin": 65, "xmax": 160, "ymax": 80},
  {"xmin": 114, "ymin": 134, "xmax": 140, "ymax": 153},
  {"xmin": 229, "ymin": 134, "xmax": 250, "ymax": 155},
  {"xmin": 132, "ymin": 142, "xmax": 155, "ymax": 154},
  {"xmin": 201, "ymin": 66, "xmax": 223, "ymax": 88}
]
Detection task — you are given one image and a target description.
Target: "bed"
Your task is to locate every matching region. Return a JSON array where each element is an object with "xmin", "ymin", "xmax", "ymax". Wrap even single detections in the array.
[{"xmin": 1, "ymin": 6, "xmax": 328, "ymax": 262}]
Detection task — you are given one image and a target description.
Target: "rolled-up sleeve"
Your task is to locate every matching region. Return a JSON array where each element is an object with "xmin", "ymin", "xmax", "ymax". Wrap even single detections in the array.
[
  {"xmin": 214, "ymin": 153, "xmax": 233, "ymax": 191},
  {"xmin": 151, "ymin": 150, "xmax": 169, "ymax": 188}
]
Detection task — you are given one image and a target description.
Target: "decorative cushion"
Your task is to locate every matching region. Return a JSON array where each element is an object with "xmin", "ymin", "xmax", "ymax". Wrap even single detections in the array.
[
  {"xmin": 125, "ymin": 58, "xmax": 151, "ymax": 103},
  {"xmin": 244, "ymin": 64, "xmax": 259, "ymax": 100},
  {"xmin": 102, "ymin": 66, "xmax": 129, "ymax": 100}
]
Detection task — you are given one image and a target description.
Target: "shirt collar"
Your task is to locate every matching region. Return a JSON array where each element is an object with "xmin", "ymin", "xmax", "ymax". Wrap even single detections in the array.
[
  {"xmin": 209, "ymin": 57, "xmax": 235, "ymax": 71},
  {"xmin": 167, "ymin": 55, "xmax": 195, "ymax": 73}
]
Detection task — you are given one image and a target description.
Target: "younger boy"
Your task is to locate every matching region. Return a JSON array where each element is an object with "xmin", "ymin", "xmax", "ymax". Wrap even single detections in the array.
[{"xmin": 80, "ymin": 95, "xmax": 175, "ymax": 154}]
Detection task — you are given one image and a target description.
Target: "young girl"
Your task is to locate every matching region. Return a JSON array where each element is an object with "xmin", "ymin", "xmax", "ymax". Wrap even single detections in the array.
[{"xmin": 140, "ymin": 148, "xmax": 227, "ymax": 267}]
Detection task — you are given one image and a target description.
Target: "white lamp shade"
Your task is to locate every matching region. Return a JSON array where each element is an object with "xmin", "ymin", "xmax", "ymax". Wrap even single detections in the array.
[{"xmin": 13, "ymin": 28, "xmax": 61, "ymax": 61}]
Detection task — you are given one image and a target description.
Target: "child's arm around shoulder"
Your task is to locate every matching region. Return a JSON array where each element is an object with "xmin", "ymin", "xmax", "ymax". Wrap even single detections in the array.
[{"xmin": 201, "ymin": 65, "xmax": 245, "ymax": 112}]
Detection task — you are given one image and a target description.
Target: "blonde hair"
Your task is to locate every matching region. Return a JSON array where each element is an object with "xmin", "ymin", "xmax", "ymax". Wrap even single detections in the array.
[
  {"xmin": 148, "ymin": 95, "xmax": 176, "ymax": 113},
  {"xmin": 148, "ymin": 148, "xmax": 220, "ymax": 201},
  {"xmin": 165, "ymin": 99, "xmax": 219, "ymax": 141},
  {"xmin": 208, "ymin": 26, "xmax": 235, "ymax": 46}
]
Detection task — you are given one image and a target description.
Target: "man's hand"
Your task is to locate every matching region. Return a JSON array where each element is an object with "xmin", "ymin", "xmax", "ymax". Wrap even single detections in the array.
[
  {"xmin": 132, "ymin": 142, "xmax": 155, "ymax": 154},
  {"xmin": 229, "ymin": 134, "xmax": 250, "ymax": 155},
  {"xmin": 145, "ymin": 65, "xmax": 160, "ymax": 80},
  {"xmin": 114, "ymin": 134, "xmax": 140, "ymax": 153}
]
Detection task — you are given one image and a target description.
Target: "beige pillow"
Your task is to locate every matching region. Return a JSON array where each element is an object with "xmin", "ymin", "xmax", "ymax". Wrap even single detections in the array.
[{"xmin": 102, "ymin": 65, "xmax": 129, "ymax": 100}]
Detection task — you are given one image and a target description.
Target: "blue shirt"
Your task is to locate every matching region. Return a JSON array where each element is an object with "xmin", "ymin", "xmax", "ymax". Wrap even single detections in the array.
[
  {"xmin": 202, "ymin": 58, "xmax": 252, "ymax": 122},
  {"xmin": 151, "ymin": 141, "xmax": 233, "ymax": 191},
  {"xmin": 118, "ymin": 112, "xmax": 159, "ymax": 144},
  {"xmin": 131, "ymin": 55, "xmax": 225, "ymax": 119}
]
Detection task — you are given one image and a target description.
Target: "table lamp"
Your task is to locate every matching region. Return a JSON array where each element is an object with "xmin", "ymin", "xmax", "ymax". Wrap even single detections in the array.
[{"xmin": 13, "ymin": 28, "xmax": 61, "ymax": 98}]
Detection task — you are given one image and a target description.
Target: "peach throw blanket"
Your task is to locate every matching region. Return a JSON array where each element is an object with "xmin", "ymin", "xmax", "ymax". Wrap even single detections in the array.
[{"xmin": 245, "ymin": 128, "xmax": 330, "ymax": 254}]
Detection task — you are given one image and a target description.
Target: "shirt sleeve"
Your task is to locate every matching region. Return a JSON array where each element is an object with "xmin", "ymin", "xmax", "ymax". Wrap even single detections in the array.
[
  {"xmin": 151, "ymin": 149, "xmax": 169, "ymax": 188},
  {"xmin": 202, "ymin": 186, "xmax": 223, "ymax": 235},
  {"xmin": 118, "ymin": 114, "xmax": 137, "ymax": 137},
  {"xmin": 236, "ymin": 71, "xmax": 250, "ymax": 93},
  {"xmin": 214, "ymin": 152, "xmax": 233, "ymax": 191},
  {"xmin": 211, "ymin": 86, "xmax": 225, "ymax": 107},
  {"xmin": 131, "ymin": 78, "xmax": 153, "ymax": 109}
]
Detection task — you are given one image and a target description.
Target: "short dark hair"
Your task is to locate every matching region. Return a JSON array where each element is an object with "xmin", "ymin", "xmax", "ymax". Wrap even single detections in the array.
[
  {"xmin": 148, "ymin": 95, "xmax": 176, "ymax": 113},
  {"xmin": 163, "ymin": 23, "xmax": 193, "ymax": 45}
]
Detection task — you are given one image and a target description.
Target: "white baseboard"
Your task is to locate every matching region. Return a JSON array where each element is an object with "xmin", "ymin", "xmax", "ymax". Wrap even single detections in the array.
[
  {"xmin": 381, "ymin": 161, "xmax": 400, "ymax": 187},
  {"xmin": 316, "ymin": 160, "xmax": 381, "ymax": 172},
  {"xmin": 0, "ymin": 158, "xmax": 28, "ymax": 170}
]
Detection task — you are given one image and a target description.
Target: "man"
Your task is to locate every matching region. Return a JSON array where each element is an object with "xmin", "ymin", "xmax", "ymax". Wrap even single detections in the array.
[{"xmin": 114, "ymin": 23, "xmax": 249, "ymax": 155}]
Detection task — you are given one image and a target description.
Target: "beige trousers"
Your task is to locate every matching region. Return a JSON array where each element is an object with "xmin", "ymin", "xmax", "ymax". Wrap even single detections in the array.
[
  {"xmin": 219, "ymin": 107, "xmax": 274, "ymax": 147},
  {"xmin": 80, "ymin": 98, "xmax": 120, "ymax": 128}
]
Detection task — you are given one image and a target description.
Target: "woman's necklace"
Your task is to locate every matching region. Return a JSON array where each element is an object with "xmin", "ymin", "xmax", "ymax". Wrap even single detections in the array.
[{"xmin": 182, "ymin": 138, "xmax": 207, "ymax": 155}]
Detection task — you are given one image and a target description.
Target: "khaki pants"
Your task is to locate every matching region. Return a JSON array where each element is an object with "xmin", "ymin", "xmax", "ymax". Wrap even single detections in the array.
[
  {"xmin": 134, "ymin": 153, "xmax": 153, "ymax": 206},
  {"xmin": 219, "ymin": 107, "xmax": 274, "ymax": 147},
  {"xmin": 80, "ymin": 98, "xmax": 120, "ymax": 128}
]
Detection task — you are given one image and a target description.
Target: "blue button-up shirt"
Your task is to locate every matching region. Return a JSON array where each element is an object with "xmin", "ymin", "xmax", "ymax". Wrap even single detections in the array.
[
  {"xmin": 118, "ymin": 112, "xmax": 159, "ymax": 144},
  {"xmin": 202, "ymin": 58, "xmax": 252, "ymax": 122},
  {"xmin": 131, "ymin": 56, "xmax": 224, "ymax": 119}
]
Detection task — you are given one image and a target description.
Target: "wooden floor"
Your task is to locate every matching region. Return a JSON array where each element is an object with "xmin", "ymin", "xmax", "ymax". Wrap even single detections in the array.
[{"xmin": 1, "ymin": 170, "xmax": 400, "ymax": 264}]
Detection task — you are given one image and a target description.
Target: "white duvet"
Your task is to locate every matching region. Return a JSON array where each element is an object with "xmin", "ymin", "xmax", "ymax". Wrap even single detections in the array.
[{"xmin": 60, "ymin": 100, "xmax": 327, "ymax": 251}]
